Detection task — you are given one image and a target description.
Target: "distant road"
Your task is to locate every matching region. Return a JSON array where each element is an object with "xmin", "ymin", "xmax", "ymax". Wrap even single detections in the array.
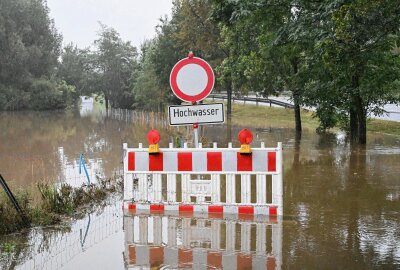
[{"xmin": 208, "ymin": 94, "xmax": 400, "ymax": 122}]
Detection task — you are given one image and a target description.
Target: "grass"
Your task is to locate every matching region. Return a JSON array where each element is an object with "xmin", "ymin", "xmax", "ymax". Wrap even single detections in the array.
[
  {"xmin": 225, "ymin": 102, "xmax": 400, "ymax": 136},
  {"xmin": 0, "ymin": 176, "xmax": 122, "ymax": 236},
  {"xmin": 367, "ymin": 118, "xmax": 400, "ymax": 136},
  {"xmin": 229, "ymin": 103, "xmax": 319, "ymax": 131}
]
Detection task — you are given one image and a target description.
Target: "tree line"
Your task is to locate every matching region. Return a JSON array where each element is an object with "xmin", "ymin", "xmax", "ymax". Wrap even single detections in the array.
[{"xmin": 1, "ymin": 0, "xmax": 399, "ymax": 144}]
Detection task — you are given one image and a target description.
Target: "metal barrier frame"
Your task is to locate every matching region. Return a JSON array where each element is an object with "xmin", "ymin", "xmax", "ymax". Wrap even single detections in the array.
[{"xmin": 123, "ymin": 142, "xmax": 283, "ymax": 216}]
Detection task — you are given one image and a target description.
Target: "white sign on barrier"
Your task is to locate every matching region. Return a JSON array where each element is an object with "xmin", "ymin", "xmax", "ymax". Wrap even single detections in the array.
[{"xmin": 168, "ymin": 103, "xmax": 224, "ymax": 126}]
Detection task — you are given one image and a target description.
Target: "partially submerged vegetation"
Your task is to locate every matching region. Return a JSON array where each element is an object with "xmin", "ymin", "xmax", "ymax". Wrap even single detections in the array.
[
  {"xmin": 229, "ymin": 103, "xmax": 400, "ymax": 137},
  {"xmin": 0, "ymin": 176, "xmax": 122, "ymax": 236}
]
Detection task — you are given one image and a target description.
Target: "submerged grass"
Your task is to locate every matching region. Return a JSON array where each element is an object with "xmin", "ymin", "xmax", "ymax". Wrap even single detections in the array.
[
  {"xmin": 228, "ymin": 103, "xmax": 400, "ymax": 136},
  {"xmin": 230, "ymin": 103, "xmax": 319, "ymax": 131},
  {"xmin": 0, "ymin": 176, "xmax": 122, "ymax": 236}
]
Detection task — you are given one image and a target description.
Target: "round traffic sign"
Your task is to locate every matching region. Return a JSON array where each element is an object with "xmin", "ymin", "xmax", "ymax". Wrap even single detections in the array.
[{"xmin": 170, "ymin": 54, "xmax": 215, "ymax": 102}]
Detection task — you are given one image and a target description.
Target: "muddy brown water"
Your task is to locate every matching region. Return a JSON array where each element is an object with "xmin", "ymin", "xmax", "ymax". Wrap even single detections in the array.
[{"xmin": 0, "ymin": 108, "xmax": 399, "ymax": 269}]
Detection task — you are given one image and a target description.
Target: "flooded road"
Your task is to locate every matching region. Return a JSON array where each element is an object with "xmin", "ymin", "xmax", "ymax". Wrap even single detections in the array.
[{"xmin": 0, "ymin": 107, "xmax": 399, "ymax": 269}]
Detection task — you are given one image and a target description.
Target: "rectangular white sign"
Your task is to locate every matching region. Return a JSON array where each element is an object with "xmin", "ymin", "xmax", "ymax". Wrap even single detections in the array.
[{"xmin": 169, "ymin": 103, "xmax": 224, "ymax": 126}]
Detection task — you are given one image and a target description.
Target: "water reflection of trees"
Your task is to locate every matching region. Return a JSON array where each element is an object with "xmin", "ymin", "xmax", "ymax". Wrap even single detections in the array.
[
  {"xmin": 283, "ymin": 134, "xmax": 399, "ymax": 267},
  {"xmin": 0, "ymin": 110, "xmax": 176, "ymax": 186}
]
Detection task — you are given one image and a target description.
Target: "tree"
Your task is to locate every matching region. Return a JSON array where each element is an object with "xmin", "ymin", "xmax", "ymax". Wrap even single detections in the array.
[
  {"xmin": 58, "ymin": 44, "xmax": 95, "ymax": 97},
  {"xmin": 132, "ymin": 40, "xmax": 166, "ymax": 111},
  {"xmin": 138, "ymin": 1, "xmax": 229, "ymax": 112},
  {"xmin": 0, "ymin": 0, "xmax": 67, "ymax": 110},
  {"xmin": 211, "ymin": 0, "xmax": 307, "ymax": 132},
  {"xmin": 94, "ymin": 24, "xmax": 138, "ymax": 110},
  {"xmin": 300, "ymin": 0, "xmax": 400, "ymax": 143}
]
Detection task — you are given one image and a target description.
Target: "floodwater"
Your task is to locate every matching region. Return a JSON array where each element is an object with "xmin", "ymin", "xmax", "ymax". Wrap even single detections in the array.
[{"xmin": 0, "ymin": 102, "xmax": 399, "ymax": 269}]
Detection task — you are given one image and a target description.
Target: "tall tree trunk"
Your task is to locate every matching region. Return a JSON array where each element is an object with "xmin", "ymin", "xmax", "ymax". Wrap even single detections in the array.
[
  {"xmin": 105, "ymin": 96, "xmax": 109, "ymax": 111},
  {"xmin": 349, "ymin": 104, "xmax": 359, "ymax": 143},
  {"xmin": 293, "ymin": 92, "xmax": 302, "ymax": 133},
  {"xmin": 350, "ymin": 74, "xmax": 366, "ymax": 144},
  {"xmin": 355, "ymin": 94, "xmax": 367, "ymax": 144},
  {"xmin": 291, "ymin": 57, "xmax": 302, "ymax": 133}
]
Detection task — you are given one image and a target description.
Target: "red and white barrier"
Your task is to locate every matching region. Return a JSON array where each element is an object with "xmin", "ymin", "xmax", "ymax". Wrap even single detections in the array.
[
  {"xmin": 124, "ymin": 213, "xmax": 282, "ymax": 269},
  {"xmin": 123, "ymin": 141, "xmax": 283, "ymax": 216}
]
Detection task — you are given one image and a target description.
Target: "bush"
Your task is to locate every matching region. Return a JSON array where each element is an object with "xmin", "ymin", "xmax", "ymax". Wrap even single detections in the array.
[{"xmin": 29, "ymin": 79, "xmax": 65, "ymax": 110}]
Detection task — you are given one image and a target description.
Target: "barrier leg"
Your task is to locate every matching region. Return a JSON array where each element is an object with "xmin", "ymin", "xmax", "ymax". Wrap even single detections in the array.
[
  {"xmin": 211, "ymin": 174, "xmax": 221, "ymax": 203},
  {"xmin": 241, "ymin": 223, "xmax": 251, "ymax": 253},
  {"xmin": 139, "ymin": 216, "xmax": 148, "ymax": 244},
  {"xmin": 138, "ymin": 174, "xmax": 148, "ymax": 202},
  {"xmin": 182, "ymin": 174, "xmax": 191, "ymax": 203},
  {"xmin": 256, "ymin": 174, "xmax": 267, "ymax": 204},
  {"xmin": 153, "ymin": 216, "xmax": 162, "ymax": 245},
  {"xmin": 167, "ymin": 174, "xmax": 177, "ymax": 202},
  {"xmin": 211, "ymin": 220, "xmax": 221, "ymax": 250},
  {"xmin": 182, "ymin": 218, "xmax": 191, "ymax": 247},
  {"xmin": 226, "ymin": 221, "xmax": 236, "ymax": 251},
  {"xmin": 272, "ymin": 222, "xmax": 283, "ymax": 269},
  {"xmin": 226, "ymin": 174, "xmax": 236, "ymax": 204},
  {"xmin": 153, "ymin": 173, "xmax": 162, "ymax": 202},
  {"xmin": 256, "ymin": 223, "xmax": 266, "ymax": 254},
  {"xmin": 272, "ymin": 142, "xmax": 283, "ymax": 216},
  {"xmin": 241, "ymin": 174, "xmax": 251, "ymax": 204},
  {"xmin": 168, "ymin": 218, "xmax": 177, "ymax": 246}
]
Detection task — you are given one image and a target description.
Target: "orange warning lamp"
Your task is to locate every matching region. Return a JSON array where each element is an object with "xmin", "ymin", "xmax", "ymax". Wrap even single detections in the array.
[
  {"xmin": 147, "ymin": 129, "xmax": 161, "ymax": 154},
  {"xmin": 238, "ymin": 129, "xmax": 253, "ymax": 154}
]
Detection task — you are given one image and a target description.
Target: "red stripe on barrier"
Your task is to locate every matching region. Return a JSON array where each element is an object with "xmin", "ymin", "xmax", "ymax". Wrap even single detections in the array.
[
  {"xmin": 128, "ymin": 152, "xmax": 135, "ymax": 171},
  {"xmin": 179, "ymin": 205, "xmax": 193, "ymax": 216},
  {"xmin": 150, "ymin": 204, "xmax": 165, "ymax": 212},
  {"xmin": 178, "ymin": 152, "xmax": 192, "ymax": 171},
  {"xmin": 207, "ymin": 251, "xmax": 222, "ymax": 269},
  {"xmin": 208, "ymin": 205, "xmax": 223, "ymax": 213},
  {"xmin": 269, "ymin": 207, "xmax": 277, "ymax": 216},
  {"xmin": 237, "ymin": 153, "xmax": 252, "ymax": 171},
  {"xmin": 178, "ymin": 248, "xmax": 193, "ymax": 269},
  {"xmin": 149, "ymin": 246, "xmax": 164, "ymax": 268},
  {"xmin": 149, "ymin": 153, "xmax": 163, "ymax": 171},
  {"xmin": 268, "ymin": 152, "xmax": 277, "ymax": 172},
  {"xmin": 267, "ymin": 256, "xmax": 276, "ymax": 270},
  {"xmin": 128, "ymin": 245, "xmax": 136, "ymax": 264},
  {"xmin": 237, "ymin": 253, "xmax": 252, "ymax": 270},
  {"xmin": 238, "ymin": 206, "xmax": 254, "ymax": 215},
  {"xmin": 207, "ymin": 152, "xmax": 222, "ymax": 171},
  {"xmin": 208, "ymin": 212, "xmax": 224, "ymax": 219},
  {"xmin": 128, "ymin": 204, "xmax": 136, "ymax": 210}
]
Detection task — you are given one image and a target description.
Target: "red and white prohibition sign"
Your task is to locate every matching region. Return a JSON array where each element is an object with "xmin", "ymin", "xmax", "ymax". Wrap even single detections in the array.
[{"xmin": 170, "ymin": 52, "xmax": 215, "ymax": 103}]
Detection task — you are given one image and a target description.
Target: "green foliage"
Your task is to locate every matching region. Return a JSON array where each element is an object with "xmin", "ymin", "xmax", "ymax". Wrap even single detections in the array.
[
  {"xmin": 93, "ymin": 24, "xmax": 138, "ymax": 109},
  {"xmin": 1, "ymin": 243, "xmax": 16, "ymax": 254},
  {"xmin": 300, "ymin": 0, "xmax": 400, "ymax": 141},
  {"xmin": 58, "ymin": 44, "xmax": 95, "ymax": 97},
  {"xmin": 0, "ymin": 190, "xmax": 30, "ymax": 234},
  {"xmin": 29, "ymin": 79, "xmax": 74, "ymax": 110},
  {"xmin": 131, "ymin": 0, "xmax": 227, "ymax": 111},
  {"xmin": 132, "ymin": 40, "xmax": 169, "ymax": 110},
  {"xmin": 0, "ymin": 0, "xmax": 81, "ymax": 111},
  {"xmin": 211, "ymin": 0, "xmax": 400, "ymax": 142}
]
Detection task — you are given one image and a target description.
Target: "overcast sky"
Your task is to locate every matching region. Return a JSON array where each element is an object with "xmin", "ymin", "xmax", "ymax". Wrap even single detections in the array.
[{"xmin": 47, "ymin": 0, "xmax": 173, "ymax": 49}]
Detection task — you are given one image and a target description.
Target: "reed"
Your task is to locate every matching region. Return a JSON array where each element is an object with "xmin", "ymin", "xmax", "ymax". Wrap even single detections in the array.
[{"xmin": 0, "ymin": 176, "xmax": 122, "ymax": 236}]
